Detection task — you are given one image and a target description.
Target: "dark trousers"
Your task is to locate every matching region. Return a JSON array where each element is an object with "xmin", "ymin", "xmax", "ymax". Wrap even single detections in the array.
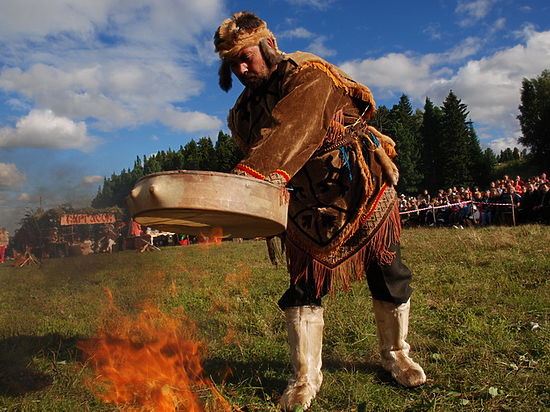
[{"xmin": 278, "ymin": 243, "xmax": 413, "ymax": 310}]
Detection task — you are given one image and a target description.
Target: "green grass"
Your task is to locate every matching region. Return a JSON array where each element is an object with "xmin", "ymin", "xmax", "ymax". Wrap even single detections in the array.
[{"xmin": 0, "ymin": 225, "xmax": 549, "ymax": 411}]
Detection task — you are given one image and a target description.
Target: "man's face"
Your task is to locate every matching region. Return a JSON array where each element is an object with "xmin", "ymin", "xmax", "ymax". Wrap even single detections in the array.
[{"xmin": 229, "ymin": 45, "xmax": 272, "ymax": 89}]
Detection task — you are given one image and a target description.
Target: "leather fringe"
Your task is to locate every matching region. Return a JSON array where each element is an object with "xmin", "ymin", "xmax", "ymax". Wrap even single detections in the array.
[
  {"xmin": 327, "ymin": 108, "xmax": 346, "ymax": 142},
  {"xmin": 286, "ymin": 203, "xmax": 402, "ymax": 298}
]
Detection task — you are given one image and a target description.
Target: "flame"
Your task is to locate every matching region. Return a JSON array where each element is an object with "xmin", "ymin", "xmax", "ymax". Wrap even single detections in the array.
[
  {"xmin": 78, "ymin": 298, "xmax": 236, "ymax": 411},
  {"xmin": 198, "ymin": 227, "xmax": 224, "ymax": 246},
  {"xmin": 170, "ymin": 279, "xmax": 178, "ymax": 297}
]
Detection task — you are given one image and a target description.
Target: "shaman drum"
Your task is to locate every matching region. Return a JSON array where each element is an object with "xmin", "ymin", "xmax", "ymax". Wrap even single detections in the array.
[{"xmin": 126, "ymin": 170, "xmax": 288, "ymax": 238}]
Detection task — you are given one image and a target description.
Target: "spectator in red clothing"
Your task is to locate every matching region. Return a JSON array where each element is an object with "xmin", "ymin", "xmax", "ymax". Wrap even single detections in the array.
[{"xmin": 0, "ymin": 228, "xmax": 8, "ymax": 263}]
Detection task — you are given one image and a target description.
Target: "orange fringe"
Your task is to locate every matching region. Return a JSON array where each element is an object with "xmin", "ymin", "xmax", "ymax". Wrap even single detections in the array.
[{"xmin": 286, "ymin": 203, "xmax": 402, "ymax": 298}]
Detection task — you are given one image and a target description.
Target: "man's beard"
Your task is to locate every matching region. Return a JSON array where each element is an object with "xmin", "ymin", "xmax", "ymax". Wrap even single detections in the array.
[
  {"xmin": 239, "ymin": 62, "xmax": 273, "ymax": 89},
  {"xmin": 241, "ymin": 73, "xmax": 270, "ymax": 89}
]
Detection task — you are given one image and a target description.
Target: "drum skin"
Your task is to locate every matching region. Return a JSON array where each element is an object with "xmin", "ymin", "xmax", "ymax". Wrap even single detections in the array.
[{"xmin": 126, "ymin": 170, "xmax": 288, "ymax": 238}]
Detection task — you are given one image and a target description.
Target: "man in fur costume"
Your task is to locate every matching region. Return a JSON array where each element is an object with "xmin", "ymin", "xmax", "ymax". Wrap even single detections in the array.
[{"xmin": 214, "ymin": 11, "xmax": 426, "ymax": 411}]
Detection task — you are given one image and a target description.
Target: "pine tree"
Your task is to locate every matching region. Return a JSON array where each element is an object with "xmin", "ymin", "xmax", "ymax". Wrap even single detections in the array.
[
  {"xmin": 499, "ymin": 148, "xmax": 514, "ymax": 162},
  {"xmin": 518, "ymin": 69, "xmax": 550, "ymax": 170},
  {"xmin": 439, "ymin": 91, "xmax": 474, "ymax": 188},
  {"xmin": 144, "ymin": 155, "xmax": 162, "ymax": 175},
  {"xmin": 183, "ymin": 140, "xmax": 200, "ymax": 170},
  {"xmin": 483, "ymin": 148, "xmax": 498, "ymax": 168},
  {"xmin": 419, "ymin": 98, "xmax": 443, "ymax": 192},
  {"xmin": 215, "ymin": 131, "xmax": 242, "ymax": 172},
  {"xmin": 465, "ymin": 122, "xmax": 490, "ymax": 186},
  {"xmin": 132, "ymin": 156, "xmax": 144, "ymax": 181},
  {"xmin": 370, "ymin": 105, "xmax": 392, "ymax": 134},
  {"xmin": 388, "ymin": 95, "xmax": 423, "ymax": 193},
  {"xmin": 197, "ymin": 137, "xmax": 217, "ymax": 170},
  {"xmin": 164, "ymin": 148, "xmax": 185, "ymax": 171}
]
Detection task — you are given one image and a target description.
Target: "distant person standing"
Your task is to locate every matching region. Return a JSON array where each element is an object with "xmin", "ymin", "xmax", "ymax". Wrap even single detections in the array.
[
  {"xmin": 0, "ymin": 228, "xmax": 9, "ymax": 263},
  {"xmin": 534, "ymin": 181, "xmax": 550, "ymax": 223}
]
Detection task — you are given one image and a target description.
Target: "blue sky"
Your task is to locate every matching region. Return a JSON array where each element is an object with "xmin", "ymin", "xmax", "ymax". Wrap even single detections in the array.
[{"xmin": 1, "ymin": 0, "xmax": 549, "ymax": 232}]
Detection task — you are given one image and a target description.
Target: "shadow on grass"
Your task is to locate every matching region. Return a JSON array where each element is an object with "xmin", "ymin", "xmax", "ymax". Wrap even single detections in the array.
[
  {"xmin": 324, "ymin": 357, "xmax": 397, "ymax": 385},
  {"xmin": 0, "ymin": 333, "xmax": 80, "ymax": 396},
  {"xmin": 204, "ymin": 357, "xmax": 287, "ymax": 393},
  {"xmin": 204, "ymin": 355, "xmax": 395, "ymax": 401}
]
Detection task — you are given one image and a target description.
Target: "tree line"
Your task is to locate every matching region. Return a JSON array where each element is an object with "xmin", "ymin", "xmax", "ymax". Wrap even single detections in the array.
[
  {"xmin": 371, "ymin": 90, "xmax": 494, "ymax": 194},
  {"xmin": 92, "ymin": 69, "xmax": 549, "ymax": 208},
  {"xmin": 91, "ymin": 132, "xmax": 242, "ymax": 209}
]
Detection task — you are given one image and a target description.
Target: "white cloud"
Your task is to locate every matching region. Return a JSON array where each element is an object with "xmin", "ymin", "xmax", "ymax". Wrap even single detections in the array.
[
  {"xmin": 446, "ymin": 37, "xmax": 482, "ymax": 61},
  {"xmin": 277, "ymin": 25, "xmax": 334, "ymax": 57},
  {"xmin": 17, "ymin": 192, "xmax": 32, "ymax": 202},
  {"xmin": 307, "ymin": 36, "xmax": 336, "ymax": 58},
  {"xmin": 339, "ymin": 29, "xmax": 550, "ymax": 137},
  {"xmin": 0, "ymin": 0, "xmax": 223, "ymax": 45},
  {"xmin": 278, "ymin": 27, "xmax": 315, "ymax": 39},
  {"xmin": 284, "ymin": 0, "xmax": 334, "ymax": 9},
  {"xmin": 0, "ymin": 58, "xmax": 210, "ymax": 130},
  {"xmin": 340, "ymin": 53, "xmax": 435, "ymax": 99},
  {"xmin": 0, "ymin": 163, "xmax": 26, "ymax": 189},
  {"xmin": 0, "ymin": 0, "xmax": 225, "ymax": 133},
  {"xmin": 490, "ymin": 17, "xmax": 506, "ymax": 34},
  {"xmin": 423, "ymin": 23, "xmax": 443, "ymax": 40},
  {"xmin": 431, "ymin": 30, "xmax": 550, "ymax": 128},
  {"xmin": 0, "ymin": 0, "xmax": 112, "ymax": 40},
  {"xmin": 161, "ymin": 107, "xmax": 223, "ymax": 132},
  {"xmin": 195, "ymin": 38, "xmax": 221, "ymax": 66},
  {"xmin": 0, "ymin": 109, "xmax": 100, "ymax": 151},
  {"xmin": 82, "ymin": 175, "xmax": 104, "ymax": 185},
  {"xmin": 456, "ymin": 0, "xmax": 495, "ymax": 26},
  {"xmin": 488, "ymin": 136, "xmax": 522, "ymax": 153}
]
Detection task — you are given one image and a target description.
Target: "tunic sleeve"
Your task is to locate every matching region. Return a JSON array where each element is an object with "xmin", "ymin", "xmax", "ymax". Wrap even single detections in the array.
[{"xmin": 234, "ymin": 66, "xmax": 344, "ymax": 184}]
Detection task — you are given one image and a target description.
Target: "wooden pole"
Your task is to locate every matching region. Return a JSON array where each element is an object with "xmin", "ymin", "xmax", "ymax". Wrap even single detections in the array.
[{"xmin": 510, "ymin": 194, "xmax": 516, "ymax": 226}]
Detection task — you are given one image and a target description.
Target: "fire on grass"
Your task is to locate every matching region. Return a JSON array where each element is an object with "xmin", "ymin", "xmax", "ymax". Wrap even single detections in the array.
[{"xmin": 78, "ymin": 289, "xmax": 238, "ymax": 412}]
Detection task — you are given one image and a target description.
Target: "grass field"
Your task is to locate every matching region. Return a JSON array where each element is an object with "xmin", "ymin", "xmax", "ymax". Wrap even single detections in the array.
[{"xmin": 0, "ymin": 225, "xmax": 549, "ymax": 411}]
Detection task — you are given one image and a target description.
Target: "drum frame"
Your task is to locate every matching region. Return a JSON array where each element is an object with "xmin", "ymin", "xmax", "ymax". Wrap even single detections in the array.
[{"xmin": 126, "ymin": 170, "xmax": 288, "ymax": 238}]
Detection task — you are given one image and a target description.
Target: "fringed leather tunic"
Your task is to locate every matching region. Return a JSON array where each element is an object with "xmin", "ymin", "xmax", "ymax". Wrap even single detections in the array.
[{"xmin": 229, "ymin": 52, "xmax": 401, "ymax": 296}]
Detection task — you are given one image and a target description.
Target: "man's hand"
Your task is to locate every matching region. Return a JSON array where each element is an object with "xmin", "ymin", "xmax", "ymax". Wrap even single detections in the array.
[{"xmin": 364, "ymin": 126, "xmax": 399, "ymax": 186}]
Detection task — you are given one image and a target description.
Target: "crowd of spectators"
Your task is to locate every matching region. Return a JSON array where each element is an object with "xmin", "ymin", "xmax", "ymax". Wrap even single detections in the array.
[{"xmin": 398, "ymin": 173, "xmax": 550, "ymax": 228}]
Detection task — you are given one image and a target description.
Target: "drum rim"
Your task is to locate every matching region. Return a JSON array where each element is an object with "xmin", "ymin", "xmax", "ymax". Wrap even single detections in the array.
[{"xmin": 135, "ymin": 169, "xmax": 280, "ymax": 189}]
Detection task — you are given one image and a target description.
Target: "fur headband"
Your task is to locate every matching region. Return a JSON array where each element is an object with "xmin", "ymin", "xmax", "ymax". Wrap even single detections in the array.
[
  {"xmin": 214, "ymin": 11, "xmax": 283, "ymax": 91},
  {"xmin": 214, "ymin": 11, "xmax": 278, "ymax": 59}
]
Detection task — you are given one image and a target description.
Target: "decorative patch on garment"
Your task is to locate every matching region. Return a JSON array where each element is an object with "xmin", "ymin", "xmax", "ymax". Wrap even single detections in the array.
[
  {"xmin": 287, "ymin": 185, "xmax": 398, "ymax": 269},
  {"xmin": 287, "ymin": 150, "xmax": 360, "ymax": 248},
  {"xmin": 328, "ymin": 186, "xmax": 397, "ymax": 267},
  {"xmin": 285, "ymin": 136, "xmax": 375, "ymax": 251}
]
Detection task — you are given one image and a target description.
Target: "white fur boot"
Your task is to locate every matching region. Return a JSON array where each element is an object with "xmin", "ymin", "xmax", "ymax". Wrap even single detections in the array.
[
  {"xmin": 372, "ymin": 299, "xmax": 426, "ymax": 387},
  {"xmin": 279, "ymin": 306, "xmax": 324, "ymax": 411}
]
